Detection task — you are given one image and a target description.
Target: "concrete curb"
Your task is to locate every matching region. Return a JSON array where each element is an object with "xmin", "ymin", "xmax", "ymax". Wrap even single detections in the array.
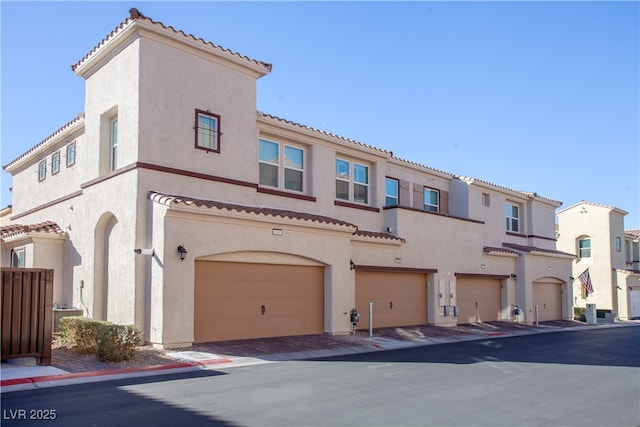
[
  {"xmin": 0, "ymin": 357, "xmax": 232, "ymax": 392},
  {"xmin": 1, "ymin": 321, "xmax": 636, "ymax": 393}
]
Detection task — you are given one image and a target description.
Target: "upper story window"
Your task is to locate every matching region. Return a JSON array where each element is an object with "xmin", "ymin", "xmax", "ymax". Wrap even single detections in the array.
[
  {"xmin": 578, "ymin": 237, "xmax": 591, "ymax": 258},
  {"xmin": 482, "ymin": 193, "xmax": 491, "ymax": 207},
  {"xmin": 110, "ymin": 117, "xmax": 118, "ymax": 171},
  {"xmin": 505, "ymin": 202, "xmax": 520, "ymax": 232},
  {"xmin": 424, "ymin": 188, "xmax": 440, "ymax": 212},
  {"xmin": 336, "ymin": 159, "xmax": 369, "ymax": 204},
  {"xmin": 66, "ymin": 142, "xmax": 76, "ymax": 167},
  {"xmin": 195, "ymin": 109, "xmax": 221, "ymax": 153},
  {"xmin": 11, "ymin": 247, "xmax": 25, "ymax": 267},
  {"xmin": 385, "ymin": 178, "xmax": 399, "ymax": 206},
  {"xmin": 51, "ymin": 151, "xmax": 61, "ymax": 175},
  {"xmin": 259, "ymin": 139, "xmax": 305, "ymax": 192},
  {"xmin": 38, "ymin": 160, "xmax": 46, "ymax": 182}
]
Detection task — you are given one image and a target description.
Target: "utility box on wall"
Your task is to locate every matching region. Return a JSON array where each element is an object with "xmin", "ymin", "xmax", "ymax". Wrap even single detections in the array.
[
  {"xmin": 585, "ymin": 303, "xmax": 597, "ymax": 325},
  {"xmin": 52, "ymin": 308, "xmax": 84, "ymax": 333}
]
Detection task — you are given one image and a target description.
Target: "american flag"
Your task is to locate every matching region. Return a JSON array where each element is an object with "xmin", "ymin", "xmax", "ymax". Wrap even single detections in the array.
[{"xmin": 578, "ymin": 269, "xmax": 594, "ymax": 295}]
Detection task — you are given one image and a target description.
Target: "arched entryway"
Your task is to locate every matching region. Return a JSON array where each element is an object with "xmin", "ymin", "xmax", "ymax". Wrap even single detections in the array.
[{"xmin": 94, "ymin": 212, "xmax": 118, "ymax": 321}]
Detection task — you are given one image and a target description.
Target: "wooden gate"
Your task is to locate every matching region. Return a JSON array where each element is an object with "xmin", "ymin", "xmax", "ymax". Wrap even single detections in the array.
[{"xmin": 1, "ymin": 269, "xmax": 53, "ymax": 365}]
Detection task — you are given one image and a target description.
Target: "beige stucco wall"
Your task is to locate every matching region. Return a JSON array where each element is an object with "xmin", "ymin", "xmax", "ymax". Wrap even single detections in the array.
[
  {"xmin": 149, "ymin": 206, "xmax": 356, "ymax": 348},
  {"xmin": 3, "ymin": 13, "xmax": 574, "ymax": 347},
  {"xmin": 557, "ymin": 203, "xmax": 619, "ymax": 312}
]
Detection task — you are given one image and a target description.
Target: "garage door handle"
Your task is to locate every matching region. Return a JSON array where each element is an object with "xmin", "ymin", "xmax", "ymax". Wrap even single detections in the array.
[
  {"xmin": 261, "ymin": 305, "xmax": 266, "ymax": 315},
  {"xmin": 475, "ymin": 302, "xmax": 478, "ymax": 308},
  {"xmin": 389, "ymin": 301, "xmax": 393, "ymax": 309}
]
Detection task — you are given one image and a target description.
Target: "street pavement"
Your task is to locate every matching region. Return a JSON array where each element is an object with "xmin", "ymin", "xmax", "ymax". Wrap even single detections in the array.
[{"xmin": 1, "ymin": 319, "xmax": 637, "ymax": 393}]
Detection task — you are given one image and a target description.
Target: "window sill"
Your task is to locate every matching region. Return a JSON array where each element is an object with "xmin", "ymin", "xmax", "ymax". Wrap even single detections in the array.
[
  {"xmin": 257, "ymin": 186, "xmax": 316, "ymax": 202},
  {"xmin": 334, "ymin": 200, "xmax": 380, "ymax": 212}
]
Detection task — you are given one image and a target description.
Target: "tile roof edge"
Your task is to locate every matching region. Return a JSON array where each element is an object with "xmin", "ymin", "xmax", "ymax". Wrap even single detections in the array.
[
  {"xmin": 257, "ymin": 112, "xmax": 391, "ymax": 155},
  {"xmin": 148, "ymin": 191, "xmax": 358, "ymax": 230},
  {"xmin": 557, "ymin": 200, "xmax": 629, "ymax": 216},
  {"xmin": 0, "ymin": 221, "xmax": 66, "ymax": 242},
  {"xmin": 3, "ymin": 115, "xmax": 85, "ymax": 172},
  {"xmin": 72, "ymin": 8, "xmax": 271, "ymax": 75}
]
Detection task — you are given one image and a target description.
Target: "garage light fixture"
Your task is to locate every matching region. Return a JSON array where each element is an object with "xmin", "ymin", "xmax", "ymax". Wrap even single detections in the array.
[
  {"xmin": 177, "ymin": 245, "xmax": 188, "ymax": 261},
  {"xmin": 510, "ymin": 274, "xmax": 517, "ymax": 280}
]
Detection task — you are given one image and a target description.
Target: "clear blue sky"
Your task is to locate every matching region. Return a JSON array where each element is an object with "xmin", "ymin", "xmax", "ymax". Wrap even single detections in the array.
[{"xmin": 2, "ymin": 1, "xmax": 638, "ymax": 228}]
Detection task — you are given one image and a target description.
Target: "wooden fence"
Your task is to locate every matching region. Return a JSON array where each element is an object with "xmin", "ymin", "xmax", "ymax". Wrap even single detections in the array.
[{"xmin": 1, "ymin": 269, "xmax": 53, "ymax": 365}]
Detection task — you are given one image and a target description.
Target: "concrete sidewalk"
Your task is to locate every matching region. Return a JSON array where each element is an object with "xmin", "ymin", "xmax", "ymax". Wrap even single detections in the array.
[{"xmin": 2, "ymin": 319, "xmax": 636, "ymax": 393}]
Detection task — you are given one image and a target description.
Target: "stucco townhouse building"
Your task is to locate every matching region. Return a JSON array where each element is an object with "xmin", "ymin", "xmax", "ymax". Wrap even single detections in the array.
[
  {"xmin": 1, "ymin": 9, "xmax": 574, "ymax": 348},
  {"xmin": 556, "ymin": 201, "xmax": 640, "ymax": 320}
]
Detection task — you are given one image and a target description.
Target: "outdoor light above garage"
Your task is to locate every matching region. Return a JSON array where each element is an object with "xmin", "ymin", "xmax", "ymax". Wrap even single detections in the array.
[{"xmin": 177, "ymin": 245, "xmax": 187, "ymax": 261}]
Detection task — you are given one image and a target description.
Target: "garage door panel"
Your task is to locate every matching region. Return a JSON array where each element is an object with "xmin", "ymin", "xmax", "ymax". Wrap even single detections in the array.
[
  {"xmin": 355, "ymin": 272, "xmax": 427, "ymax": 329},
  {"xmin": 457, "ymin": 278, "xmax": 501, "ymax": 323},
  {"xmin": 533, "ymin": 282, "xmax": 562, "ymax": 321},
  {"xmin": 194, "ymin": 261, "xmax": 324, "ymax": 342}
]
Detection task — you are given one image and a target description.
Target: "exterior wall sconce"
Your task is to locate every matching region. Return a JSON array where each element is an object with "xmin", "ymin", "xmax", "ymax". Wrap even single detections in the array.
[
  {"xmin": 177, "ymin": 245, "xmax": 187, "ymax": 262},
  {"xmin": 350, "ymin": 260, "xmax": 355, "ymax": 270},
  {"xmin": 481, "ymin": 264, "xmax": 486, "ymax": 270},
  {"xmin": 510, "ymin": 274, "xmax": 517, "ymax": 280}
]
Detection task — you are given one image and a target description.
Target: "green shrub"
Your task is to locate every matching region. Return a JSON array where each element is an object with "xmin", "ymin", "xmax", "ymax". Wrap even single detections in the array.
[
  {"xmin": 574, "ymin": 307, "xmax": 586, "ymax": 322},
  {"xmin": 59, "ymin": 316, "xmax": 111, "ymax": 353},
  {"xmin": 96, "ymin": 324, "xmax": 142, "ymax": 362}
]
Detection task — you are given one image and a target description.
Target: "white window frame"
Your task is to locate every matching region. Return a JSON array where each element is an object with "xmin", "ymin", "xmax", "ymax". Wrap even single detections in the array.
[
  {"xmin": 10, "ymin": 247, "xmax": 25, "ymax": 267},
  {"xmin": 385, "ymin": 178, "xmax": 399, "ymax": 207},
  {"xmin": 51, "ymin": 151, "xmax": 61, "ymax": 175},
  {"xmin": 424, "ymin": 187, "xmax": 440, "ymax": 212},
  {"xmin": 506, "ymin": 202, "xmax": 520, "ymax": 232},
  {"xmin": 353, "ymin": 163, "xmax": 369, "ymax": 204},
  {"xmin": 283, "ymin": 145, "xmax": 304, "ymax": 192},
  {"xmin": 110, "ymin": 117, "xmax": 118, "ymax": 171},
  {"xmin": 335, "ymin": 159, "xmax": 369, "ymax": 204},
  {"xmin": 579, "ymin": 237, "xmax": 591, "ymax": 258},
  {"xmin": 38, "ymin": 160, "xmax": 46, "ymax": 182},
  {"xmin": 335, "ymin": 159, "xmax": 350, "ymax": 201},
  {"xmin": 259, "ymin": 139, "xmax": 305, "ymax": 192},
  {"xmin": 66, "ymin": 141, "xmax": 76, "ymax": 167}
]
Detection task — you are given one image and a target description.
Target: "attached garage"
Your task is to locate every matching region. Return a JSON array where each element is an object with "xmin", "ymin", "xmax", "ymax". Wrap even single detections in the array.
[
  {"xmin": 456, "ymin": 277, "xmax": 502, "ymax": 323},
  {"xmin": 532, "ymin": 280, "xmax": 562, "ymax": 321},
  {"xmin": 194, "ymin": 261, "xmax": 324, "ymax": 343},
  {"xmin": 355, "ymin": 270, "xmax": 428, "ymax": 329}
]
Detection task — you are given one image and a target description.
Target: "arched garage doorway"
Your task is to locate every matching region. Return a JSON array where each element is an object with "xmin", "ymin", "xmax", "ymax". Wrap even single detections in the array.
[
  {"xmin": 194, "ymin": 258, "xmax": 325, "ymax": 343},
  {"xmin": 532, "ymin": 278, "xmax": 563, "ymax": 321}
]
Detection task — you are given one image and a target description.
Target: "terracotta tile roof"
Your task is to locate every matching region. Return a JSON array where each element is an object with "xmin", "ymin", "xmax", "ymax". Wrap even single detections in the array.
[
  {"xmin": 390, "ymin": 156, "xmax": 453, "ymax": 179},
  {"xmin": 0, "ymin": 221, "xmax": 66, "ymax": 242},
  {"xmin": 457, "ymin": 176, "xmax": 562, "ymax": 207},
  {"xmin": 3, "ymin": 114, "xmax": 84, "ymax": 172},
  {"xmin": 502, "ymin": 242, "xmax": 575, "ymax": 257},
  {"xmin": 484, "ymin": 246, "xmax": 520, "ymax": 256},
  {"xmin": 557, "ymin": 200, "xmax": 628, "ymax": 216},
  {"xmin": 72, "ymin": 8, "xmax": 271, "ymax": 74},
  {"xmin": 148, "ymin": 191, "xmax": 357, "ymax": 229},
  {"xmin": 354, "ymin": 230, "xmax": 406, "ymax": 243},
  {"xmin": 258, "ymin": 112, "xmax": 392, "ymax": 155},
  {"xmin": 625, "ymin": 229, "xmax": 640, "ymax": 239}
]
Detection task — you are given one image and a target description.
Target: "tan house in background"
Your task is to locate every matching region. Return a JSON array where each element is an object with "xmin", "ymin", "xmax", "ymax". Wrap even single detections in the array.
[
  {"xmin": 1, "ymin": 9, "xmax": 574, "ymax": 348},
  {"xmin": 556, "ymin": 201, "xmax": 640, "ymax": 320}
]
